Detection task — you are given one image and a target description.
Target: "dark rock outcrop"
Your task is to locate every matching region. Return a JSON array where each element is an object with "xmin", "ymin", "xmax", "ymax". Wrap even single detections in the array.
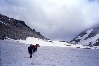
[{"xmin": 0, "ymin": 14, "xmax": 46, "ymax": 40}]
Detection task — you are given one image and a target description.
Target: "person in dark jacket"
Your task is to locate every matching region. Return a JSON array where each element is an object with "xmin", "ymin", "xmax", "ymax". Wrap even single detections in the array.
[
  {"xmin": 28, "ymin": 44, "xmax": 33, "ymax": 58},
  {"xmin": 32, "ymin": 45, "xmax": 35, "ymax": 52}
]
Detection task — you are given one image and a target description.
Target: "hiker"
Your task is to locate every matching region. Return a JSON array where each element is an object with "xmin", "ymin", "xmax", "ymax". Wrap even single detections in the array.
[
  {"xmin": 35, "ymin": 44, "xmax": 40, "ymax": 51},
  {"xmin": 35, "ymin": 44, "xmax": 38, "ymax": 52},
  {"xmin": 28, "ymin": 44, "xmax": 33, "ymax": 58},
  {"xmin": 32, "ymin": 45, "xmax": 35, "ymax": 52}
]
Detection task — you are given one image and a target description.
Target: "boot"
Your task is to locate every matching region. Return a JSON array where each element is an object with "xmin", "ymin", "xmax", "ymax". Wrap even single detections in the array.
[{"xmin": 30, "ymin": 54, "xmax": 32, "ymax": 58}]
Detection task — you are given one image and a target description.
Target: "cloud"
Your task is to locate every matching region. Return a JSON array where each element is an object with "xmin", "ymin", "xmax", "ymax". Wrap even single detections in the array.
[{"xmin": 0, "ymin": 0, "xmax": 99, "ymax": 41}]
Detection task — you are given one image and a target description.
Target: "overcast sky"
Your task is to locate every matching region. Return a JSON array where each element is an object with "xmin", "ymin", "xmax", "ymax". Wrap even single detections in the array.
[{"xmin": 0, "ymin": 0, "xmax": 99, "ymax": 41}]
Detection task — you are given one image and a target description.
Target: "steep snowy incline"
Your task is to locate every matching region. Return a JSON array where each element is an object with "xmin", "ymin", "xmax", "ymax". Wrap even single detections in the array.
[{"xmin": 0, "ymin": 40, "xmax": 99, "ymax": 66}]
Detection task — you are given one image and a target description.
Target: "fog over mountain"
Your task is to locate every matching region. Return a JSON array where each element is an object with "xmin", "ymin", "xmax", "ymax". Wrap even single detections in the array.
[{"xmin": 0, "ymin": 0, "xmax": 99, "ymax": 41}]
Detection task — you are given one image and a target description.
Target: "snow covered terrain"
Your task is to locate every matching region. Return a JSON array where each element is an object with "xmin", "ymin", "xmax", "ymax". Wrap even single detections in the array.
[
  {"xmin": 71, "ymin": 27, "xmax": 99, "ymax": 46},
  {"xmin": 0, "ymin": 38, "xmax": 99, "ymax": 66}
]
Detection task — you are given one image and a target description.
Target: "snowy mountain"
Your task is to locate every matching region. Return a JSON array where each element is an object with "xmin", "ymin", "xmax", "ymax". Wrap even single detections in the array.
[
  {"xmin": 0, "ymin": 14, "xmax": 46, "ymax": 40},
  {"xmin": 70, "ymin": 25, "xmax": 99, "ymax": 46}
]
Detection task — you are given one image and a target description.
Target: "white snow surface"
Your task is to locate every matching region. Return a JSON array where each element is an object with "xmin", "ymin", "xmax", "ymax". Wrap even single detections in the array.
[
  {"xmin": 75, "ymin": 29, "xmax": 93, "ymax": 45},
  {"xmin": 76, "ymin": 29, "xmax": 93, "ymax": 41},
  {"xmin": 79, "ymin": 33, "xmax": 99, "ymax": 45},
  {"xmin": 0, "ymin": 37, "xmax": 99, "ymax": 66},
  {"xmin": 73, "ymin": 29, "xmax": 99, "ymax": 45}
]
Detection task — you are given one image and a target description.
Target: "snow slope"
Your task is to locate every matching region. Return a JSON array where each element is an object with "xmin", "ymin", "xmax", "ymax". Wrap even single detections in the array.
[
  {"xmin": 71, "ymin": 28, "xmax": 99, "ymax": 46},
  {"xmin": 71, "ymin": 29, "xmax": 93, "ymax": 45},
  {"xmin": 0, "ymin": 39, "xmax": 99, "ymax": 66}
]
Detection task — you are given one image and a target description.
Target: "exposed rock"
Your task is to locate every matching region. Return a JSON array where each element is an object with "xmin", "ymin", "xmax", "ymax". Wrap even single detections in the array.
[
  {"xmin": 0, "ymin": 14, "xmax": 46, "ymax": 40},
  {"xmin": 70, "ymin": 25, "xmax": 99, "ymax": 46}
]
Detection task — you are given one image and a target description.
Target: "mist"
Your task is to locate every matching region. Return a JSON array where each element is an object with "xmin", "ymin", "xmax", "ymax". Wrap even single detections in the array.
[{"xmin": 0, "ymin": 0, "xmax": 99, "ymax": 41}]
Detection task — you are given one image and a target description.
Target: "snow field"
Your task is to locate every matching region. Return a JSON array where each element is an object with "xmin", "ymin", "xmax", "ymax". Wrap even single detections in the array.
[{"xmin": 0, "ymin": 40, "xmax": 99, "ymax": 66}]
